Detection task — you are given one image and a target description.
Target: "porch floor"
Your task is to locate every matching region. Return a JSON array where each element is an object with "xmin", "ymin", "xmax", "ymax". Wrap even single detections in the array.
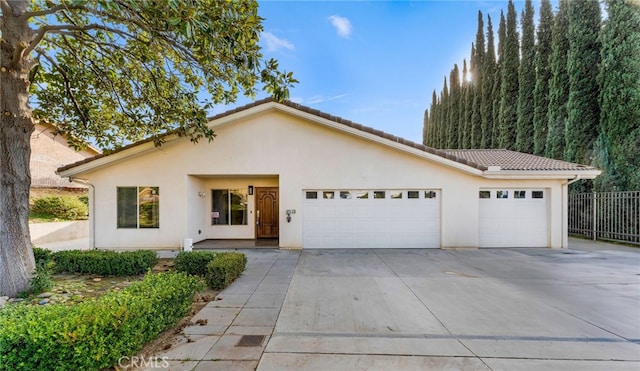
[{"xmin": 194, "ymin": 239, "xmax": 279, "ymax": 249}]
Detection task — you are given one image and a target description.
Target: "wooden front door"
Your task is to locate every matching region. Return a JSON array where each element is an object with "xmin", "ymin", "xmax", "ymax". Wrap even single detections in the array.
[{"xmin": 256, "ymin": 187, "xmax": 279, "ymax": 238}]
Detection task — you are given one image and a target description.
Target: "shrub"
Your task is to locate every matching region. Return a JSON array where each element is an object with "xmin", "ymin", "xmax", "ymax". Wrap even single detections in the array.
[
  {"xmin": 52, "ymin": 250, "xmax": 158, "ymax": 276},
  {"xmin": 27, "ymin": 247, "xmax": 54, "ymax": 295},
  {"xmin": 174, "ymin": 251, "xmax": 219, "ymax": 276},
  {"xmin": 205, "ymin": 252, "xmax": 247, "ymax": 290},
  {"xmin": 0, "ymin": 272, "xmax": 202, "ymax": 371},
  {"xmin": 32, "ymin": 246, "xmax": 52, "ymax": 266},
  {"xmin": 78, "ymin": 195, "xmax": 89, "ymax": 206},
  {"xmin": 31, "ymin": 196, "xmax": 88, "ymax": 220}
]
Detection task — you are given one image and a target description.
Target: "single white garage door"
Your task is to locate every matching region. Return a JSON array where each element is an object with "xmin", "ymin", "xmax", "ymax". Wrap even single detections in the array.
[
  {"xmin": 479, "ymin": 189, "xmax": 548, "ymax": 247},
  {"xmin": 302, "ymin": 189, "xmax": 440, "ymax": 249}
]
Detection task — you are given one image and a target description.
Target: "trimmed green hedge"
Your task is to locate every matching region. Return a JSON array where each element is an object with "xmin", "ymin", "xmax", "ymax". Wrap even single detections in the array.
[
  {"xmin": 32, "ymin": 247, "xmax": 53, "ymax": 266},
  {"xmin": 206, "ymin": 252, "xmax": 247, "ymax": 290},
  {"xmin": 52, "ymin": 250, "xmax": 158, "ymax": 276},
  {"xmin": 174, "ymin": 251, "xmax": 219, "ymax": 276},
  {"xmin": 0, "ymin": 272, "xmax": 202, "ymax": 371}
]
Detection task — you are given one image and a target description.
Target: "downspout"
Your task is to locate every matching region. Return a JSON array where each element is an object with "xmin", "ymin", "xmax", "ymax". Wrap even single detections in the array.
[
  {"xmin": 561, "ymin": 175, "xmax": 582, "ymax": 249},
  {"xmin": 68, "ymin": 177, "xmax": 96, "ymax": 250}
]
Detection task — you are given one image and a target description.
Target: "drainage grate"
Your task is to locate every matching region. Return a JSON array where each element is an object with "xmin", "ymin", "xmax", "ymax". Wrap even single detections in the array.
[{"xmin": 236, "ymin": 335, "xmax": 266, "ymax": 347}]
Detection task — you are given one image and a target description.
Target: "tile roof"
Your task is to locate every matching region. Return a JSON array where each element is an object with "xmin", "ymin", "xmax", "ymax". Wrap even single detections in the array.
[
  {"xmin": 442, "ymin": 149, "xmax": 597, "ymax": 171},
  {"xmin": 57, "ymin": 98, "xmax": 597, "ymax": 174}
]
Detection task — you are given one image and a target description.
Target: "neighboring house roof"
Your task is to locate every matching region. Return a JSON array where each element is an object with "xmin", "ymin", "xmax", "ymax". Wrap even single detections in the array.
[
  {"xmin": 58, "ymin": 98, "xmax": 600, "ymax": 180},
  {"xmin": 31, "ymin": 122, "xmax": 101, "ymax": 188}
]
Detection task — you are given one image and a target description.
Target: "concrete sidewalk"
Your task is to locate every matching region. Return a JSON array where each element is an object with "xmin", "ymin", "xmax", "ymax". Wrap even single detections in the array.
[{"xmin": 146, "ymin": 249, "xmax": 300, "ymax": 371}]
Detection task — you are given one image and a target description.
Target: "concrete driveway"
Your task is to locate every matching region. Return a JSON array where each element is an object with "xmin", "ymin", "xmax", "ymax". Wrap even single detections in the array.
[{"xmin": 258, "ymin": 246, "xmax": 640, "ymax": 370}]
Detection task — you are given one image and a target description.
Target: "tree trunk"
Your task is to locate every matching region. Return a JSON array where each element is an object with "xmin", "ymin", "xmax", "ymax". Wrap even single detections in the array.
[{"xmin": 1, "ymin": 0, "xmax": 36, "ymax": 297}]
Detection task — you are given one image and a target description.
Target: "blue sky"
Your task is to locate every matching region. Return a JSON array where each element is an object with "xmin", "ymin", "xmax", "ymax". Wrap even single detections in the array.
[{"xmin": 212, "ymin": 1, "xmax": 534, "ymax": 143}]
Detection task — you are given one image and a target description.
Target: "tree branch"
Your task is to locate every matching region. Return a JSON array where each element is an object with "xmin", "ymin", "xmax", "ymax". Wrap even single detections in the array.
[
  {"xmin": 35, "ymin": 48, "xmax": 89, "ymax": 128},
  {"xmin": 24, "ymin": 22, "xmax": 136, "ymax": 57},
  {"xmin": 21, "ymin": 3, "xmax": 87, "ymax": 18}
]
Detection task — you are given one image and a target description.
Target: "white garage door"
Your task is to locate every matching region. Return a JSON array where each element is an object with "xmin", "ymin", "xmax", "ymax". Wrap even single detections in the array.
[
  {"xmin": 303, "ymin": 190, "xmax": 440, "ymax": 249},
  {"xmin": 479, "ymin": 189, "xmax": 548, "ymax": 247}
]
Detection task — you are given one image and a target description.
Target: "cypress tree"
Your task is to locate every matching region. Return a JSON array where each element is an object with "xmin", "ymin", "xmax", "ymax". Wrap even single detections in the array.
[
  {"xmin": 515, "ymin": 0, "xmax": 535, "ymax": 153},
  {"xmin": 423, "ymin": 109, "xmax": 429, "ymax": 146},
  {"xmin": 461, "ymin": 58, "xmax": 473, "ymax": 148},
  {"xmin": 481, "ymin": 15, "xmax": 496, "ymax": 149},
  {"xmin": 471, "ymin": 11, "xmax": 485, "ymax": 148},
  {"xmin": 565, "ymin": 0, "xmax": 601, "ymax": 171},
  {"xmin": 546, "ymin": 0, "xmax": 570, "ymax": 160},
  {"xmin": 447, "ymin": 65, "xmax": 461, "ymax": 148},
  {"xmin": 492, "ymin": 12, "xmax": 506, "ymax": 149},
  {"xmin": 439, "ymin": 78, "xmax": 449, "ymax": 148},
  {"xmin": 425, "ymin": 90, "xmax": 438, "ymax": 147},
  {"xmin": 532, "ymin": 0, "xmax": 554, "ymax": 156},
  {"xmin": 595, "ymin": 0, "xmax": 640, "ymax": 191},
  {"xmin": 498, "ymin": 0, "xmax": 519, "ymax": 150}
]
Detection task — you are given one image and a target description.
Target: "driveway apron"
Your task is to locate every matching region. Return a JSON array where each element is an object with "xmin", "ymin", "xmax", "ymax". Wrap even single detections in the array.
[{"xmin": 259, "ymin": 247, "xmax": 640, "ymax": 370}]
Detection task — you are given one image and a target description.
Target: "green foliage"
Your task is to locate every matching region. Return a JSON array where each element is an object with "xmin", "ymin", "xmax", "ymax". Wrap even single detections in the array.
[
  {"xmin": 52, "ymin": 250, "xmax": 158, "ymax": 276},
  {"xmin": 515, "ymin": 0, "xmax": 536, "ymax": 153},
  {"xmin": 29, "ymin": 262, "xmax": 54, "ymax": 295},
  {"xmin": 532, "ymin": 0, "xmax": 554, "ymax": 156},
  {"xmin": 78, "ymin": 195, "xmax": 89, "ymax": 206},
  {"xmin": 596, "ymin": 0, "xmax": 640, "ymax": 191},
  {"xmin": 481, "ymin": 15, "xmax": 496, "ymax": 149},
  {"xmin": 32, "ymin": 247, "xmax": 53, "ymax": 266},
  {"xmin": 447, "ymin": 64, "xmax": 461, "ymax": 148},
  {"xmin": 565, "ymin": 0, "xmax": 601, "ymax": 172},
  {"xmin": 24, "ymin": 0, "xmax": 296, "ymax": 151},
  {"xmin": 423, "ymin": 0, "xmax": 637, "ymax": 192},
  {"xmin": 174, "ymin": 251, "xmax": 219, "ymax": 277},
  {"xmin": 0, "ymin": 272, "xmax": 202, "ymax": 371},
  {"xmin": 205, "ymin": 252, "xmax": 247, "ymax": 290},
  {"xmin": 470, "ymin": 11, "xmax": 485, "ymax": 149},
  {"xmin": 545, "ymin": 0, "xmax": 570, "ymax": 160},
  {"xmin": 31, "ymin": 196, "xmax": 88, "ymax": 221},
  {"xmin": 498, "ymin": 0, "xmax": 519, "ymax": 150}
]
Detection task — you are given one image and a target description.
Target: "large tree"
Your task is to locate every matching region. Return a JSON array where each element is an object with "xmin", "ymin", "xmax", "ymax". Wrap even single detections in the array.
[
  {"xmin": 480, "ymin": 15, "xmax": 495, "ymax": 149},
  {"xmin": 470, "ymin": 11, "xmax": 484, "ymax": 148},
  {"xmin": 0, "ymin": 0, "xmax": 296, "ymax": 297},
  {"xmin": 491, "ymin": 12, "xmax": 506, "ymax": 149},
  {"xmin": 515, "ymin": 0, "xmax": 535, "ymax": 153},
  {"xmin": 532, "ymin": 0, "xmax": 554, "ymax": 156},
  {"xmin": 564, "ymin": 0, "xmax": 601, "ymax": 169},
  {"xmin": 595, "ymin": 0, "xmax": 640, "ymax": 191},
  {"xmin": 461, "ymin": 57, "xmax": 472, "ymax": 149},
  {"xmin": 498, "ymin": 1, "xmax": 519, "ymax": 150},
  {"xmin": 546, "ymin": 0, "xmax": 570, "ymax": 160},
  {"xmin": 447, "ymin": 64, "xmax": 461, "ymax": 148}
]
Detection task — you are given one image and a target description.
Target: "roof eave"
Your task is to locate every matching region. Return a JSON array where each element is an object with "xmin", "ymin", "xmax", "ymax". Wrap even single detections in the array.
[
  {"xmin": 481, "ymin": 169, "xmax": 602, "ymax": 179},
  {"xmin": 57, "ymin": 134, "xmax": 181, "ymax": 178}
]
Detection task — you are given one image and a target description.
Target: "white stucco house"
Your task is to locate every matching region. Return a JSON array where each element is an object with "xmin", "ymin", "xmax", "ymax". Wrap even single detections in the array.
[{"xmin": 58, "ymin": 99, "xmax": 600, "ymax": 250}]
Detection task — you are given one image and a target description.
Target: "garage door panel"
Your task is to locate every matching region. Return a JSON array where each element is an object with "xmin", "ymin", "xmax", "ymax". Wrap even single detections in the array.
[
  {"xmin": 303, "ymin": 189, "xmax": 440, "ymax": 249},
  {"xmin": 479, "ymin": 189, "xmax": 548, "ymax": 248}
]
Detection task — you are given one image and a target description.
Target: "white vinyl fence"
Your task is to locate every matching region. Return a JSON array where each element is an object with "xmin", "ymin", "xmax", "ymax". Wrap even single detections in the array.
[{"xmin": 568, "ymin": 191, "xmax": 640, "ymax": 245}]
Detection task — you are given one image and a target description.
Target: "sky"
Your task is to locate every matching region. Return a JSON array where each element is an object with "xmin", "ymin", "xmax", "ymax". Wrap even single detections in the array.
[{"xmin": 210, "ymin": 0, "xmax": 537, "ymax": 144}]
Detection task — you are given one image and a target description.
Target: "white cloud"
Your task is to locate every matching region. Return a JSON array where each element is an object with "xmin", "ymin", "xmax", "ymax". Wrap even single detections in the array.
[
  {"xmin": 292, "ymin": 94, "xmax": 347, "ymax": 105},
  {"xmin": 261, "ymin": 32, "xmax": 295, "ymax": 52},
  {"xmin": 328, "ymin": 15, "xmax": 352, "ymax": 38}
]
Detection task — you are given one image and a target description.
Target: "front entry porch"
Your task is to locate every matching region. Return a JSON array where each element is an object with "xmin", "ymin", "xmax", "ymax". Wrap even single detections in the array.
[{"xmin": 194, "ymin": 239, "xmax": 280, "ymax": 249}]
